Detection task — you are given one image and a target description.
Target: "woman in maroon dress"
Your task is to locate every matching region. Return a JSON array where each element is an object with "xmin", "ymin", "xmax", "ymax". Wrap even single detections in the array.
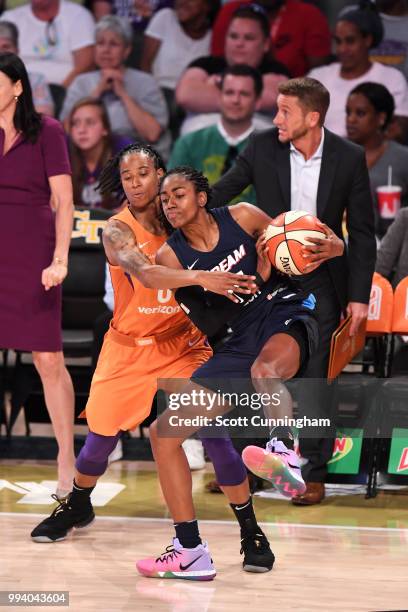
[{"xmin": 0, "ymin": 53, "xmax": 75, "ymax": 496}]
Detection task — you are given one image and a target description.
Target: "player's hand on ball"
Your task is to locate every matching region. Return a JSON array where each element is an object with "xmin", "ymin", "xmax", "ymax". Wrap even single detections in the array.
[
  {"xmin": 302, "ymin": 222, "xmax": 344, "ymax": 272},
  {"xmin": 41, "ymin": 262, "xmax": 68, "ymax": 291},
  {"xmin": 198, "ymin": 271, "xmax": 257, "ymax": 303},
  {"xmin": 256, "ymin": 231, "xmax": 272, "ymax": 282}
]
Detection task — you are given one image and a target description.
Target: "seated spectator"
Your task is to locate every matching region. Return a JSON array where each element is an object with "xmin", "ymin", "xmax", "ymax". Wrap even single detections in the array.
[
  {"xmin": 346, "ymin": 81, "xmax": 408, "ymax": 238},
  {"xmin": 178, "ymin": 107, "xmax": 272, "ymax": 136},
  {"xmin": 60, "ymin": 16, "xmax": 170, "ymax": 159},
  {"xmin": 1, "ymin": 0, "xmax": 95, "ymax": 87},
  {"xmin": 309, "ymin": 3, "xmax": 408, "ymax": 140},
  {"xmin": 91, "ymin": 0, "xmax": 174, "ymax": 67},
  {"xmin": 140, "ymin": 1, "xmax": 218, "ymax": 91},
  {"xmin": 141, "ymin": 0, "xmax": 218, "ymax": 138},
  {"xmin": 376, "ymin": 207, "xmax": 408, "ymax": 287},
  {"xmin": 371, "ymin": 0, "xmax": 408, "ymax": 81},
  {"xmin": 176, "ymin": 4, "xmax": 288, "ymax": 131},
  {"xmin": 211, "ymin": 0, "xmax": 332, "ymax": 77},
  {"xmin": 68, "ymin": 98, "xmax": 132, "ymax": 209},
  {"xmin": 376, "ymin": 205, "xmax": 408, "ymax": 369},
  {"xmin": 92, "ymin": 0, "xmax": 173, "ymax": 24},
  {"xmin": 0, "ymin": 21, "xmax": 53, "ymax": 115},
  {"xmin": 169, "ymin": 64, "xmax": 261, "ymax": 205}
]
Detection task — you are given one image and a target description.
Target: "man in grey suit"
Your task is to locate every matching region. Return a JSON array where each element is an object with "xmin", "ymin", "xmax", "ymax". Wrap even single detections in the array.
[{"xmin": 211, "ymin": 77, "xmax": 377, "ymax": 504}]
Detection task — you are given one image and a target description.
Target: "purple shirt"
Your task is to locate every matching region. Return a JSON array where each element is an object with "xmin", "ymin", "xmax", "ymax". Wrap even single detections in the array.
[{"xmin": 107, "ymin": 0, "xmax": 174, "ymax": 31}]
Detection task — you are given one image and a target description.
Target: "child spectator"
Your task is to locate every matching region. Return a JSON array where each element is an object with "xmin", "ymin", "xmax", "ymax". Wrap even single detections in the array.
[{"xmin": 68, "ymin": 98, "xmax": 132, "ymax": 209}]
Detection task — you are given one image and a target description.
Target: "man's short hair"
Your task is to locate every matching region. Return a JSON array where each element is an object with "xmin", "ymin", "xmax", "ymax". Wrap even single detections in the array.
[
  {"xmin": 220, "ymin": 64, "xmax": 264, "ymax": 98},
  {"xmin": 278, "ymin": 77, "xmax": 330, "ymax": 126}
]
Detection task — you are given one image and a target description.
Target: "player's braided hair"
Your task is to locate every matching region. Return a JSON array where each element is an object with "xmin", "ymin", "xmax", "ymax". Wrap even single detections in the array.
[
  {"xmin": 160, "ymin": 166, "xmax": 212, "ymax": 208},
  {"xmin": 97, "ymin": 142, "xmax": 166, "ymax": 202}
]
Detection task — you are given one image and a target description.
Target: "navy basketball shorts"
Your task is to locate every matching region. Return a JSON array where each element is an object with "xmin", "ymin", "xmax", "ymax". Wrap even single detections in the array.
[{"xmin": 192, "ymin": 291, "xmax": 319, "ymax": 389}]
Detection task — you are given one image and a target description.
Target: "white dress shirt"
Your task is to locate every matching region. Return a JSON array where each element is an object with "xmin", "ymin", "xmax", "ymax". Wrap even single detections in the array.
[{"xmin": 290, "ymin": 130, "xmax": 325, "ymax": 215}]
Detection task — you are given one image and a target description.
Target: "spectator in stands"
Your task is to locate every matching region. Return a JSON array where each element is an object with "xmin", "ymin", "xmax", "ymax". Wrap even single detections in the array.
[
  {"xmin": 211, "ymin": 0, "xmax": 331, "ymax": 77},
  {"xmin": 91, "ymin": 0, "xmax": 174, "ymax": 67},
  {"xmin": 371, "ymin": 0, "xmax": 408, "ymax": 81},
  {"xmin": 92, "ymin": 0, "xmax": 173, "ymax": 25},
  {"xmin": 60, "ymin": 16, "xmax": 170, "ymax": 159},
  {"xmin": 141, "ymin": 1, "xmax": 218, "ymax": 91},
  {"xmin": 346, "ymin": 81, "xmax": 408, "ymax": 237},
  {"xmin": 141, "ymin": 0, "xmax": 219, "ymax": 138},
  {"xmin": 376, "ymin": 207, "xmax": 408, "ymax": 286},
  {"xmin": 1, "ymin": 0, "xmax": 95, "ymax": 88},
  {"xmin": 376, "ymin": 203, "xmax": 408, "ymax": 373},
  {"xmin": 169, "ymin": 64, "xmax": 261, "ymax": 204},
  {"xmin": 68, "ymin": 98, "xmax": 132, "ymax": 209},
  {"xmin": 0, "ymin": 21, "xmax": 53, "ymax": 115},
  {"xmin": 309, "ymin": 3, "xmax": 408, "ymax": 140},
  {"xmin": 176, "ymin": 4, "xmax": 288, "ymax": 133}
]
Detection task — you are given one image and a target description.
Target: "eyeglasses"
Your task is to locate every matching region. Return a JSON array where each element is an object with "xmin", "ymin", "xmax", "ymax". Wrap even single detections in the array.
[{"xmin": 46, "ymin": 19, "xmax": 57, "ymax": 47}]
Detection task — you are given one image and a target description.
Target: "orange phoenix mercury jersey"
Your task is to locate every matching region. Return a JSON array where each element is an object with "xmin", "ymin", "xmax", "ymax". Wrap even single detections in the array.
[
  {"xmin": 109, "ymin": 206, "xmax": 187, "ymax": 337},
  {"xmin": 83, "ymin": 207, "xmax": 212, "ymax": 436}
]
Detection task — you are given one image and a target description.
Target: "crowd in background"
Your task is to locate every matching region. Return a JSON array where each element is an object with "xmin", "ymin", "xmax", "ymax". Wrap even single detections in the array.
[{"xmin": 0, "ymin": 0, "xmax": 408, "ymax": 248}]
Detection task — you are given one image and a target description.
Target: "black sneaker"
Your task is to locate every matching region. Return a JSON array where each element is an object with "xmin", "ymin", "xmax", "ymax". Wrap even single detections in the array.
[
  {"xmin": 31, "ymin": 494, "xmax": 95, "ymax": 543},
  {"xmin": 240, "ymin": 532, "xmax": 275, "ymax": 572}
]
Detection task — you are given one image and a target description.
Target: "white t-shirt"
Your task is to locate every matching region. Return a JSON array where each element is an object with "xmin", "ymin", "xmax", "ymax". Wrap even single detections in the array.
[
  {"xmin": 145, "ymin": 8, "xmax": 211, "ymax": 90},
  {"xmin": 309, "ymin": 61, "xmax": 408, "ymax": 137},
  {"xmin": 1, "ymin": 1, "xmax": 95, "ymax": 85},
  {"xmin": 371, "ymin": 13, "xmax": 408, "ymax": 81},
  {"xmin": 180, "ymin": 112, "xmax": 273, "ymax": 136}
]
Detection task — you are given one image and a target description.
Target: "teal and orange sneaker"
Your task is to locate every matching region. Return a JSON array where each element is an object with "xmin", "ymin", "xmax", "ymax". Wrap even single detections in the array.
[
  {"xmin": 136, "ymin": 538, "xmax": 216, "ymax": 581},
  {"xmin": 242, "ymin": 439, "xmax": 306, "ymax": 498}
]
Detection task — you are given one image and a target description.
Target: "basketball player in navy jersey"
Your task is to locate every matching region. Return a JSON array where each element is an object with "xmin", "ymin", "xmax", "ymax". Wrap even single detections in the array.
[{"xmin": 137, "ymin": 167, "xmax": 325, "ymax": 580}]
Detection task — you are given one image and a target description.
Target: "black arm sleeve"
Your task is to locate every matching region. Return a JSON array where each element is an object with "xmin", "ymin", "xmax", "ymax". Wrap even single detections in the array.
[
  {"xmin": 175, "ymin": 286, "xmax": 239, "ymax": 337},
  {"xmin": 211, "ymin": 134, "xmax": 256, "ymax": 208}
]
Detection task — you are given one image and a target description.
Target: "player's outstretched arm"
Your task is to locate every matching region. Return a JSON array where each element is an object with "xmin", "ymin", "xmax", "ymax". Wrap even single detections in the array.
[
  {"xmin": 103, "ymin": 220, "xmax": 257, "ymax": 300},
  {"xmin": 157, "ymin": 244, "xmax": 242, "ymax": 335}
]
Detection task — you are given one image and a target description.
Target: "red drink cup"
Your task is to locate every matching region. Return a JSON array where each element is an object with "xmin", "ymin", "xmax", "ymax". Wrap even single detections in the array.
[{"xmin": 376, "ymin": 185, "xmax": 402, "ymax": 219}]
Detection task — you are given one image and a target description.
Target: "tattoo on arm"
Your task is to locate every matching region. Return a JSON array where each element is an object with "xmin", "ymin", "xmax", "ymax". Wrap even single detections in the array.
[{"xmin": 103, "ymin": 221, "xmax": 152, "ymax": 276}]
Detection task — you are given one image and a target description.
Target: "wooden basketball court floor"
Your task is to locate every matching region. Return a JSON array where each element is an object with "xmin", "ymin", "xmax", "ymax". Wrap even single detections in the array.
[{"xmin": 1, "ymin": 459, "xmax": 407, "ymax": 612}]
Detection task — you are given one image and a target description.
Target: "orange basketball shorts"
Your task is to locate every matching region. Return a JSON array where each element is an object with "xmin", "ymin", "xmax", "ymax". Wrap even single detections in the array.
[{"xmin": 84, "ymin": 323, "xmax": 212, "ymax": 436}]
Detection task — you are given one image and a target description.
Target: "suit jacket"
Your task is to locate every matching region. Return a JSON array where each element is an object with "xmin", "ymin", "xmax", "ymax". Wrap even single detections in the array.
[{"xmin": 211, "ymin": 127, "xmax": 376, "ymax": 309}]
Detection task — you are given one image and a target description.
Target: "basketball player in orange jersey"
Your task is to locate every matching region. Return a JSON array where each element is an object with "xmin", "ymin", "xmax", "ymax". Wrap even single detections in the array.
[{"xmin": 30, "ymin": 144, "xmax": 276, "ymax": 574}]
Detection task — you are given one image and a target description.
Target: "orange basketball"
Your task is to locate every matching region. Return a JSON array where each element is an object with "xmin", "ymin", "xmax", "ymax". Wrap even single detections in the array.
[{"xmin": 265, "ymin": 211, "xmax": 326, "ymax": 275}]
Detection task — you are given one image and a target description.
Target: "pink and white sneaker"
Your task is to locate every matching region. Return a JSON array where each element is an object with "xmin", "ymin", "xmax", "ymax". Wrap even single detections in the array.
[
  {"xmin": 242, "ymin": 439, "xmax": 306, "ymax": 498},
  {"xmin": 136, "ymin": 538, "xmax": 216, "ymax": 581}
]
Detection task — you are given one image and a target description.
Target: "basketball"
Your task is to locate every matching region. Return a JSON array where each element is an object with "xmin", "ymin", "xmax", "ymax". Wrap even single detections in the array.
[{"xmin": 265, "ymin": 210, "xmax": 326, "ymax": 275}]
